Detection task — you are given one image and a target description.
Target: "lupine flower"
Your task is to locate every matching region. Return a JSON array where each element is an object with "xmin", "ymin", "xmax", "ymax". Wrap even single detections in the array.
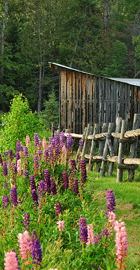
[
  {"xmin": 94, "ymin": 233, "xmax": 101, "ymax": 244},
  {"xmin": 80, "ymin": 159, "xmax": 87, "ymax": 189},
  {"xmin": 43, "ymin": 137, "xmax": 47, "ymax": 151},
  {"xmin": 62, "ymin": 145, "xmax": 66, "ymax": 163},
  {"xmin": 34, "ymin": 133, "xmax": 39, "ymax": 147},
  {"xmin": 114, "ymin": 220, "xmax": 128, "ymax": 269},
  {"xmin": 38, "ymin": 181, "xmax": 45, "ymax": 198},
  {"xmin": 38, "ymin": 150, "xmax": 42, "ymax": 160},
  {"xmin": 62, "ymin": 170, "xmax": 69, "ymax": 189},
  {"xmin": 48, "ymin": 144, "xmax": 53, "ymax": 161},
  {"xmin": 57, "ymin": 220, "xmax": 65, "ymax": 232},
  {"xmin": 31, "ymin": 230, "xmax": 42, "ymax": 265},
  {"xmin": 0, "ymin": 153, "xmax": 2, "ymax": 165},
  {"xmin": 70, "ymin": 159, "xmax": 77, "ymax": 173},
  {"xmin": 5, "ymin": 151, "xmax": 9, "ymax": 157},
  {"xmin": 73, "ymin": 178, "xmax": 79, "ymax": 196},
  {"xmin": 17, "ymin": 230, "xmax": 31, "ymax": 263},
  {"xmin": 26, "ymin": 135, "xmax": 30, "ymax": 148},
  {"xmin": 79, "ymin": 139, "xmax": 84, "ymax": 150},
  {"xmin": 79, "ymin": 217, "xmax": 88, "ymax": 244},
  {"xmin": 109, "ymin": 211, "xmax": 116, "ymax": 226},
  {"xmin": 51, "ymin": 178, "xmax": 57, "ymax": 195},
  {"xmin": 56, "ymin": 200, "xmax": 63, "ymax": 218},
  {"xmin": 31, "ymin": 189, "xmax": 38, "ymax": 205},
  {"xmin": 30, "ymin": 175, "xmax": 36, "ymax": 191},
  {"xmin": 34, "ymin": 156, "xmax": 38, "ymax": 175},
  {"xmin": 24, "ymin": 170, "xmax": 29, "ymax": 179},
  {"xmin": 11, "ymin": 186, "xmax": 18, "ymax": 207},
  {"xmin": 16, "ymin": 141, "xmax": 21, "ymax": 152},
  {"xmin": 17, "ymin": 159, "xmax": 22, "ymax": 175},
  {"xmin": 101, "ymin": 228, "xmax": 109, "ymax": 237},
  {"xmin": 16, "ymin": 152, "xmax": 20, "ymax": 162},
  {"xmin": 44, "ymin": 149, "xmax": 49, "ymax": 161},
  {"xmin": 60, "ymin": 132, "xmax": 65, "ymax": 146},
  {"xmin": 66, "ymin": 134, "xmax": 73, "ymax": 151},
  {"xmin": 3, "ymin": 161, "xmax": 8, "ymax": 177},
  {"xmin": 44, "ymin": 169, "xmax": 51, "ymax": 193},
  {"xmin": 2, "ymin": 195, "xmax": 9, "ymax": 209},
  {"xmin": 24, "ymin": 213, "xmax": 30, "ymax": 231},
  {"xmin": 4, "ymin": 250, "xmax": 20, "ymax": 270},
  {"xmin": 106, "ymin": 189, "xmax": 116, "ymax": 217},
  {"xmin": 9, "ymin": 149, "xmax": 13, "ymax": 161},
  {"xmin": 87, "ymin": 224, "xmax": 94, "ymax": 246},
  {"xmin": 24, "ymin": 146, "xmax": 28, "ymax": 158}
]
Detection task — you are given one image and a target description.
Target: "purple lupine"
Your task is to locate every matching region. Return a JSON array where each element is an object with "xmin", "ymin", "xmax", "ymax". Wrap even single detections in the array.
[
  {"xmin": 73, "ymin": 178, "xmax": 79, "ymax": 196},
  {"xmin": 79, "ymin": 139, "xmax": 84, "ymax": 150},
  {"xmin": 16, "ymin": 141, "xmax": 21, "ymax": 152},
  {"xmin": 38, "ymin": 181, "xmax": 45, "ymax": 198},
  {"xmin": 30, "ymin": 175, "xmax": 36, "ymax": 191},
  {"xmin": 94, "ymin": 233, "xmax": 101, "ymax": 244},
  {"xmin": 16, "ymin": 152, "xmax": 20, "ymax": 164},
  {"xmin": 24, "ymin": 212, "xmax": 30, "ymax": 231},
  {"xmin": 13, "ymin": 164, "xmax": 17, "ymax": 175},
  {"xmin": 51, "ymin": 178, "xmax": 57, "ymax": 195},
  {"xmin": 9, "ymin": 149, "xmax": 13, "ymax": 161},
  {"xmin": 70, "ymin": 159, "xmax": 77, "ymax": 173},
  {"xmin": 79, "ymin": 217, "xmax": 88, "ymax": 244},
  {"xmin": 44, "ymin": 149, "xmax": 48, "ymax": 160},
  {"xmin": 60, "ymin": 132, "xmax": 65, "ymax": 146},
  {"xmin": 3, "ymin": 161, "xmax": 8, "ymax": 177},
  {"xmin": 80, "ymin": 159, "xmax": 87, "ymax": 189},
  {"xmin": 34, "ymin": 133, "xmax": 39, "ymax": 147},
  {"xmin": 2, "ymin": 195, "xmax": 9, "ymax": 208},
  {"xmin": 48, "ymin": 144, "xmax": 53, "ymax": 161},
  {"xmin": 31, "ymin": 189, "xmax": 38, "ymax": 205},
  {"xmin": 24, "ymin": 146, "xmax": 28, "ymax": 158},
  {"xmin": 56, "ymin": 200, "xmax": 63, "ymax": 218},
  {"xmin": 101, "ymin": 228, "xmax": 109, "ymax": 237},
  {"xmin": 0, "ymin": 154, "xmax": 2, "ymax": 165},
  {"xmin": 62, "ymin": 170, "xmax": 69, "ymax": 189},
  {"xmin": 38, "ymin": 150, "xmax": 42, "ymax": 160},
  {"xmin": 24, "ymin": 170, "xmax": 29, "ymax": 179},
  {"xmin": 5, "ymin": 151, "xmax": 9, "ymax": 157},
  {"xmin": 66, "ymin": 134, "xmax": 73, "ymax": 151},
  {"xmin": 11, "ymin": 186, "xmax": 18, "ymax": 207},
  {"xmin": 106, "ymin": 189, "xmax": 116, "ymax": 217},
  {"xmin": 31, "ymin": 230, "xmax": 42, "ymax": 265},
  {"xmin": 44, "ymin": 169, "xmax": 51, "ymax": 193},
  {"xmin": 34, "ymin": 156, "xmax": 38, "ymax": 176},
  {"xmin": 54, "ymin": 132, "xmax": 60, "ymax": 157}
]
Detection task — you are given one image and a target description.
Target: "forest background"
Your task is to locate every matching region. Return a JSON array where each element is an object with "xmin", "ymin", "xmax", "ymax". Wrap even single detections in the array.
[{"xmin": 1, "ymin": 0, "xmax": 140, "ymax": 116}]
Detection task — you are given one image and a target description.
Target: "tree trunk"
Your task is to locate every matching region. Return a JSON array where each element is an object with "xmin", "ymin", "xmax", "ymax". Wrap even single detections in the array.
[{"xmin": 0, "ymin": 0, "xmax": 8, "ymax": 84}]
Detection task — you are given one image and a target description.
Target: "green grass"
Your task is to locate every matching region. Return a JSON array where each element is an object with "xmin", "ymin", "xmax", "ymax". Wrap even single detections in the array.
[{"xmin": 85, "ymin": 162, "xmax": 140, "ymax": 269}]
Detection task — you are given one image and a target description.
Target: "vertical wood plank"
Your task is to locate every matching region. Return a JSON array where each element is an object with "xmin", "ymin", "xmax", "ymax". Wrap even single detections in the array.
[
  {"xmin": 89, "ymin": 75, "xmax": 93, "ymax": 125},
  {"xmin": 93, "ymin": 76, "xmax": 96, "ymax": 126},
  {"xmin": 72, "ymin": 71, "xmax": 76, "ymax": 133},
  {"xmin": 60, "ymin": 69, "xmax": 67, "ymax": 131},
  {"xmin": 67, "ymin": 70, "xmax": 72, "ymax": 132},
  {"xmin": 79, "ymin": 73, "xmax": 82, "ymax": 133},
  {"xmin": 88, "ymin": 123, "xmax": 99, "ymax": 171},
  {"xmin": 75, "ymin": 72, "xmax": 79, "ymax": 134},
  {"xmin": 82, "ymin": 74, "xmax": 86, "ymax": 133}
]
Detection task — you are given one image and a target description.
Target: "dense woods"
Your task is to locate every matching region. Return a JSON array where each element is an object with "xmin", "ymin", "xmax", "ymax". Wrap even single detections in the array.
[{"xmin": 1, "ymin": 0, "xmax": 140, "ymax": 113}]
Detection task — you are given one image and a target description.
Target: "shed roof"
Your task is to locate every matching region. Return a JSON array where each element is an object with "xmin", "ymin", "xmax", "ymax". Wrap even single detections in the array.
[{"xmin": 49, "ymin": 62, "xmax": 140, "ymax": 87}]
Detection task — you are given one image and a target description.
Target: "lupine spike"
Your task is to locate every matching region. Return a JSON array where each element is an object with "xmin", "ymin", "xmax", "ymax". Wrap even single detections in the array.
[
  {"xmin": 79, "ymin": 217, "xmax": 88, "ymax": 244},
  {"xmin": 31, "ymin": 230, "xmax": 42, "ymax": 265},
  {"xmin": 11, "ymin": 186, "xmax": 18, "ymax": 207}
]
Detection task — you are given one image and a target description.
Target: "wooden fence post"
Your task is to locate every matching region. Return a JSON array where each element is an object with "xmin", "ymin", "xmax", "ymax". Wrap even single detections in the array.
[
  {"xmin": 117, "ymin": 120, "xmax": 128, "ymax": 182},
  {"xmin": 88, "ymin": 123, "xmax": 99, "ymax": 171},
  {"xmin": 100, "ymin": 123, "xmax": 114, "ymax": 177}
]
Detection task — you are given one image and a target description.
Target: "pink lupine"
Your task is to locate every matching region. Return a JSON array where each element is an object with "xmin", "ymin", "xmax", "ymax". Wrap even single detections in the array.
[
  {"xmin": 17, "ymin": 159, "xmax": 22, "ymax": 176},
  {"xmin": 108, "ymin": 211, "xmax": 116, "ymax": 231},
  {"xmin": 26, "ymin": 135, "xmax": 30, "ymax": 148},
  {"xmin": 57, "ymin": 220, "xmax": 65, "ymax": 232},
  {"xmin": 17, "ymin": 230, "xmax": 31, "ymax": 264},
  {"xmin": 87, "ymin": 224, "xmax": 94, "ymax": 247},
  {"xmin": 114, "ymin": 220, "xmax": 128, "ymax": 269},
  {"xmin": 4, "ymin": 250, "xmax": 20, "ymax": 270},
  {"xmin": 43, "ymin": 137, "xmax": 47, "ymax": 151}
]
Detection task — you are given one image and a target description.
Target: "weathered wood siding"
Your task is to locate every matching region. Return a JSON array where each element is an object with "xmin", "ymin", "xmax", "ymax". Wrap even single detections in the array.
[{"xmin": 50, "ymin": 63, "xmax": 140, "ymax": 133}]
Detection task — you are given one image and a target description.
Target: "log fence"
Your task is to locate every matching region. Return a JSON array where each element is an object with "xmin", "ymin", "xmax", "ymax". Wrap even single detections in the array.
[{"xmin": 64, "ymin": 114, "xmax": 140, "ymax": 182}]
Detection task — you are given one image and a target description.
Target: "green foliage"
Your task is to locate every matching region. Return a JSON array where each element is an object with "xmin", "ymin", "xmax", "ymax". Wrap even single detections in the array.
[
  {"xmin": 0, "ymin": 94, "xmax": 40, "ymax": 152},
  {"xmin": 39, "ymin": 91, "xmax": 59, "ymax": 130},
  {"xmin": 103, "ymin": 40, "xmax": 129, "ymax": 78},
  {"xmin": 0, "ymin": 84, "xmax": 19, "ymax": 111}
]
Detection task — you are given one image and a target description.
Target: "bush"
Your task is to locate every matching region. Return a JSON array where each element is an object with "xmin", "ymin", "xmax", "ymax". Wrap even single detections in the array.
[
  {"xmin": 0, "ymin": 94, "xmax": 40, "ymax": 152},
  {"xmin": 39, "ymin": 90, "xmax": 59, "ymax": 130}
]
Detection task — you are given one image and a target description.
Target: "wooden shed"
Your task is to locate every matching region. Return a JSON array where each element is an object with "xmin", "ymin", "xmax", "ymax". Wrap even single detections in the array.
[{"xmin": 49, "ymin": 62, "xmax": 140, "ymax": 133}]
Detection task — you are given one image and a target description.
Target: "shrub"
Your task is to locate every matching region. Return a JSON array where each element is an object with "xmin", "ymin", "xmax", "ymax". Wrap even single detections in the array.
[{"xmin": 0, "ymin": 94, "xmax": 40, "ymax": 152}]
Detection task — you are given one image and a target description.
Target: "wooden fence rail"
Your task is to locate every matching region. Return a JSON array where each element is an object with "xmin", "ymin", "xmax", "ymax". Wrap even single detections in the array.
[{"xmin": 64, "ymin": 114, "xmax": 140, "ymax": 182}]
